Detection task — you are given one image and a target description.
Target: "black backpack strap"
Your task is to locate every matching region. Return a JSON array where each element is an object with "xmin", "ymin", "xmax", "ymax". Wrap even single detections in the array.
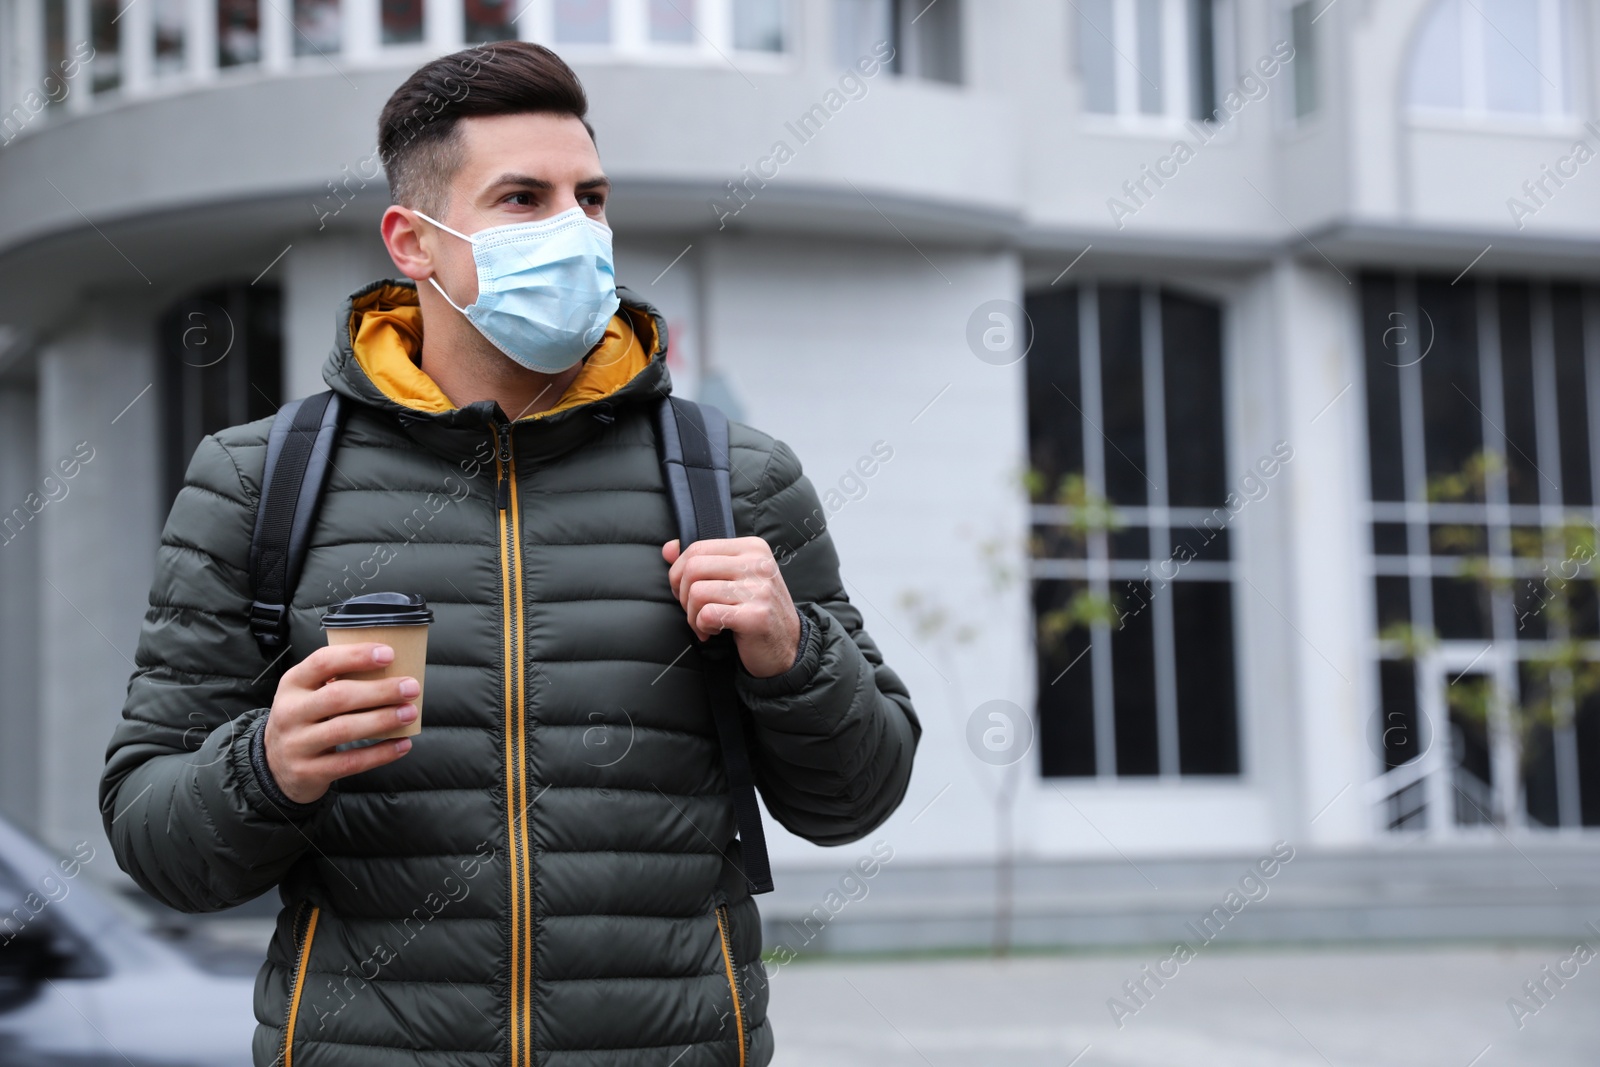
[
  {"xmin": 248, "ymin": 390, "xmax": 345, "ymax": 657},
  {"xmin": 656, "ymin": 396, "xmax": 774, "ymax": 896},
  {"xmin": 657, "ymin": 396, "xmax": 736, "ymax": 547}
]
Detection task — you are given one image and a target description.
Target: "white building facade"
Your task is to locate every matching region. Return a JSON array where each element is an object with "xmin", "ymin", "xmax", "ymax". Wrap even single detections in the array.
[{"xmin": 3, "ymin": 0, "xmax": 1600, "ymax": 943}]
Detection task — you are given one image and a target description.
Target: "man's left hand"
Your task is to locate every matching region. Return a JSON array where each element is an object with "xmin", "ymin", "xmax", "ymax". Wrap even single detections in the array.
[{"xmin": 663, "ymin": 537, "xmax": 801, "ymax": 679}]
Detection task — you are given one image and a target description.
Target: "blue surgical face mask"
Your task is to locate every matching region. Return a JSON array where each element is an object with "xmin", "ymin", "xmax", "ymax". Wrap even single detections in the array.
[{"xmin": 415, "ymin": 206, "xmax": 621, "ymax": 374}]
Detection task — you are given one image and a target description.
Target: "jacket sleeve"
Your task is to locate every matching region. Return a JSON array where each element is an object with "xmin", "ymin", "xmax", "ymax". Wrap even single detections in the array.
[
  {"xmin": 98, "ymin": 433, "xmax": 334, "ymax": 914},
  {"xmin": 732, "ymin": 437, "xmax": 920, "ymax": 846}
]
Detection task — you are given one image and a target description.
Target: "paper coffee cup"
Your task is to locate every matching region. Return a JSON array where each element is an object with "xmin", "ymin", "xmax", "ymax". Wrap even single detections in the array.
[{"xmin": 322, "ymin": 592, "xmax": 433, "ymax": 740}]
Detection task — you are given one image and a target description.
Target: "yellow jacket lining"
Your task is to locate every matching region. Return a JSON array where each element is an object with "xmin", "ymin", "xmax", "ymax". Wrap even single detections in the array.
[{"xmin": 347, "ymin": 281, "xmax": 657, "ymax": 419}]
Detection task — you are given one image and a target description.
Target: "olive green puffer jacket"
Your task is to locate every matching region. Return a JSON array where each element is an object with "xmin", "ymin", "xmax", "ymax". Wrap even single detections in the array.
[{"xmin": 98, "ymin": 278, "xmax": 920, "ymax": 1067}]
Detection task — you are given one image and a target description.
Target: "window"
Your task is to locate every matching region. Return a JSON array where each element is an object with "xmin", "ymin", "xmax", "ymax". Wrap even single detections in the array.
[
  {"xmin": 90, "ymin": 0, "xmax": 123, "ymax": 91},
  {"xmin": 1287, "ymin": 0, "xmax": 1317, "ymax": 118},
  {"xmin": 834, "ymin": 0, "xmax": 962, "ymax": 83},
  {"xmin": 154, "ymin": 0, "xmax": 185, "ymax": 74},
  {"xmin": 1076, "ymin": 0, "xmax": 1227, "ymax": 121},
  {"xmin": 733, "ymin": 0, "xmax": 784, "ymax": 51},
  {"xmin": 1406, "ymin": 0, "xmax": 1576, "ymax": 121},
  {"xmin": 217, "ymin": 0, "xmax": 262, "ymax": 66},
  {"xmin": 159, "ymin": 285, "xmax": 284, "ymax": 512},
  {"xmin": 835, "ymin": 0, "xmax": 891, "ymax": 69},
  {"xmin": 553, "ymin": 0, "xmax": 787, "ymax": 54},
  {"xmin": 382, "ymin": 0, "xmax": 425, "ymax": 45},
  {"xmin": 1026, "ymin": 283, "xmax": 1240, "ymax": 779},
  {"xmin": 899, "ymin": 0, "xmax": 961, "ymax": 82},
  {"xmin": 293, "ymin": 0, "xmax": 342, "ymax": 55},
  {"xmin": 1363, "ymin": 272, "xmax": 1600, "ymax": 831},
  {"xmin": 465, "ymin": 0, "xmax": 517, "ymax": 42},
  {"xmin": 44, "ymin": 0, "xmax": 66, "ymax": 108}
]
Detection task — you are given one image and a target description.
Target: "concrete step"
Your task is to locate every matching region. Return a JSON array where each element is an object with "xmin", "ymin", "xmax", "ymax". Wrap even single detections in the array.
[{"xmin": 761, "ymin": 841, "xmax": 1600, "ymax": 953}]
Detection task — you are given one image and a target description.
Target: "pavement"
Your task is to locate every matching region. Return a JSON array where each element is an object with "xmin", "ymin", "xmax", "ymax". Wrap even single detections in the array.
[{"xmin": 762, "ymin": 944, "xmax": 1597, "ymax": 1067}]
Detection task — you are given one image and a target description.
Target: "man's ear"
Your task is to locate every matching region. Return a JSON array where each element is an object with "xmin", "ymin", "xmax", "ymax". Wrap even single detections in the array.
[{"xmin": 381, "ymin": 205, "xmax": 434, "ymax": 281}]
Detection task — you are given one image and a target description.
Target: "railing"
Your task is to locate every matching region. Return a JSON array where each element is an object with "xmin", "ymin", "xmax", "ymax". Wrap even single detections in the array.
[
  {"xmin": 0, "ymin": 0, "xmax": 790, "ymax": 138},
  {"xmin": 1367, "ymin": 749, "xmax": 1441, "ymax": 833},
  {"xmin": 1366, "ymin": 739, "xmax": 1541, "ymax": 837}
]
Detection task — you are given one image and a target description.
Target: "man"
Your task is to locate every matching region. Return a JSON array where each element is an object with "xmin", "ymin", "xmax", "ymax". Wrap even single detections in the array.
[{"xmin": 99, "ymin": 41, "xmax": 919, "ymax": 1067}]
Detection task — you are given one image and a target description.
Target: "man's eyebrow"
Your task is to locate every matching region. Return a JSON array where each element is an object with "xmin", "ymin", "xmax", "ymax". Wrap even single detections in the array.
[
  {"xmin": 489, "ymin": 173, "xmax": 554, "ymax": 190},
  {"xmin": 486, "ymin": 173, "xmax": 611, "ymax": 192}
]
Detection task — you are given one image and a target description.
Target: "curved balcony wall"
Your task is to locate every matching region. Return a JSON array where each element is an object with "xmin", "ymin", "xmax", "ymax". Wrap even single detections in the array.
[
  {"xmin": 0, "ymin": 0, "xmax": 1018, "ymax": 330},
  {"xmin": 5, "ymin": 0, "xmax": 1599, "ymax": 330}
]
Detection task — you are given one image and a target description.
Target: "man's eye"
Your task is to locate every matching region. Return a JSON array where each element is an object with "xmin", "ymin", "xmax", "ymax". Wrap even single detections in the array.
[
  {"xmin": 580, "ymin": 193, "xmax": 606, "ymax": 208},
  {"xmin": 506, "ymin": 192, "xmax": 534, "ymax": 206}
]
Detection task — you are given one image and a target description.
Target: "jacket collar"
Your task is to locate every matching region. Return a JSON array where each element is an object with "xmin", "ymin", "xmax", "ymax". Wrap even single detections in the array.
[{"xmin": 322, "ymin": 277, "xmax": 672, "ymax": 463}]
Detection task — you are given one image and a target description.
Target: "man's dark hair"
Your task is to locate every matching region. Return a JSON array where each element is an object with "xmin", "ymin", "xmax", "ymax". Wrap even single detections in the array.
[{"xmin": 378, "ymin": 41, "xmax": 594, "ymax": 218}]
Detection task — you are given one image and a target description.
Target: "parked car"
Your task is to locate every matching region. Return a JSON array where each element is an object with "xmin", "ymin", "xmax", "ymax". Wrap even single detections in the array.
[{"xmin": 0, "ymin": 813, "xmax": 256, "ymax": 1066}]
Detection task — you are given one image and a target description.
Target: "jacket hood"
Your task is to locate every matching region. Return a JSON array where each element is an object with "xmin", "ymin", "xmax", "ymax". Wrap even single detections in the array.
[{"xmin": 322, "ymin": 278, "xmax": 671, "ymax": 458}]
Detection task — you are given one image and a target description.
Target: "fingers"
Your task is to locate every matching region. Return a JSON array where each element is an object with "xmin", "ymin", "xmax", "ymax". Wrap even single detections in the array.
[
  {"xmin": 685, "ymin": 580, "xmax": 790, "ymax": 641},
  {"xmin": 303, "ymin": 675, "xmax": 421, "ymax": 724},
  {"xmin": 682, "ymin": 579, "xmax": 752, "ymax": 627},
  {"xmin": 666, "ymin": 539, "xmax": 776, "ymax": 602},
  {"xmin": 680, "ymin": 573, "xmax": 739, "ymax": 610},
  {"xmin": 679, "ymin": 553, "xmax": 775, "ymax": 587},
  {"xmin": 307, "ymin": 737, "xmax": 413, "ymax": 783},
  {"xmin": 265, "ymin": 643, "xmax": 423, "ymax": 802},
  {"xmin": 692, "ymin": 600, "xmax": 762, "ymax": 638},
  {"xmin": 664, "ymin": 537, "xmax": 794, "ymax": 650},
  {"xmin": 664, "ymin": 537, "xmax": 769, "ymax": 596},
  {"xmin": 281, "ymin": 642, "xmax": 394, "ymax": 691},
  {"xmin": 264, "ymin": 701, "xmax": 415, "ymax": 803},
  {"xmin": 300, "ymin": 703, "xmax": 418, "ymax": 754}
]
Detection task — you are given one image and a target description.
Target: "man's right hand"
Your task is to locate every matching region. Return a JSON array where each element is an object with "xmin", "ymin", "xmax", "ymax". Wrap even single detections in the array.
[{"xmin": 263, "ymin": 642, "xmax": 417, "ymax": 804}]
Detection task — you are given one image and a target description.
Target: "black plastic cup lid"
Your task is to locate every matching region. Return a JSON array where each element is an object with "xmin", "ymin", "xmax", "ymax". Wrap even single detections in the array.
[{"xmin": 322, "ymin": 592, "xmax": 433, "ymax": 628}]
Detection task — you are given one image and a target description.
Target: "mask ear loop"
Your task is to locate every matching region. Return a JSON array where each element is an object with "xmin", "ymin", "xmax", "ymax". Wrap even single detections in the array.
[
  {"xmin": 412, "ymin": 208, "xmax": 474, "ymax": 243},
  {"xmin": 427, "ymin": 275, "xmax": 472, "ymax": 316},
  {"xmin": 413, "ymin": 209, "xmax": 475, "ymax": 315}
]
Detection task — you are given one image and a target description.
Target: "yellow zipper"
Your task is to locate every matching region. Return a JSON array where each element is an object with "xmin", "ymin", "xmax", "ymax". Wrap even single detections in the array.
[
  {"xmin": 280, "ymin": 903, "xmax": 320, "ymax": 1067},
  {"xmin": 715, "ymin": 903, "xmax": 747, "ymax": 1067},
  {"xmin": 496, "ymin": 423, "xmax": 533, "ymax": 1066}
]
